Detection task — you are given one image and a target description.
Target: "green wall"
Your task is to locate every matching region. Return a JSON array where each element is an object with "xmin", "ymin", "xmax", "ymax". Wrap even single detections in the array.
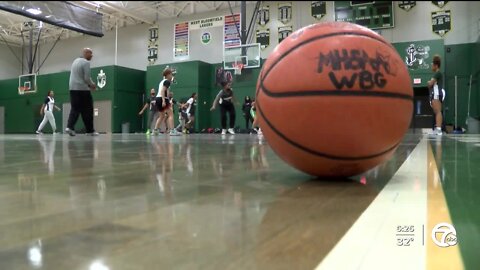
[
  {"xmin": 444, "ymin": 43, "xmax": 480, "ymax": 126},
  {"xmin": 393, "ymin": 39, "xmax": 480, "ymax": 127},
  {"xmin": 0, "ymin": 65, "xmax": 144, "ymax": 133},
  {"xmin": 113, "ymin": 66, "xmax": 145, "ymax": 133},
  {"xmin": 145, "ymin": 60, "xmax": 263, "ymax": 132},
  {"xmin": 3, "ymin": 40, "xmax": 478, "ymax": 133}
]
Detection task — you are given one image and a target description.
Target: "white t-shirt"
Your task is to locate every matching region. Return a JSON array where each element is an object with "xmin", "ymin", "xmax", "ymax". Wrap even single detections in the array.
[
  {"xmin": 156, "ymin": 79, "xmax": 171, "ymax": 98},
  {"xmin": 44, "ymin": 96, "xmax": 55, "ymax": 112},
  {"xmin": 186, "ymin": 98, "xmax": 194, "ymax": 114}
]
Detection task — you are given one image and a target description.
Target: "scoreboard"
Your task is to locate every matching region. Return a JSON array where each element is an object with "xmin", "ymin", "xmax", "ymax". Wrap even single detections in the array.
[{"xmin": 334, "ymin": 1, "xmax": 395, "ymax": 30}]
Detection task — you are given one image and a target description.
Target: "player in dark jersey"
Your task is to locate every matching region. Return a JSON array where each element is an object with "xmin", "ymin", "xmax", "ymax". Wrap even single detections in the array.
[
  {"xmin": 211, "ymin": 82, "xmax": 236, "ymax": 135},
  {"xmin": 138, "ymin": 88, "xmax": 158, "ymax": 135}
]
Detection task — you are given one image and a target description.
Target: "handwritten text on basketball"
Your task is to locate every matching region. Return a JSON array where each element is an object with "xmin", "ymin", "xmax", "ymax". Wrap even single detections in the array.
[{"xmin": 317, "ymin": 49, "xmax": 393, "ymax": 90}]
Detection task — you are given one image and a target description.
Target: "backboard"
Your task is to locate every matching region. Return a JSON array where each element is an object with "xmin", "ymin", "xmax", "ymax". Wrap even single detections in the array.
[
  {"xmin": 223, "ymin": 43, "xmax": 261, "ymax": 70},
  {"xmin": 18, "ymin": 73, "xmax": 37, "ymax": 95}
]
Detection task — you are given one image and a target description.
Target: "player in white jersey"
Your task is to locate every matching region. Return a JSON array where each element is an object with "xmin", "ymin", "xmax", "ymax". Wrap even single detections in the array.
[
  {"xmin": 36, "ymin": 90, "xmax": 61, "ymax": 134},
  {"xmin": 154, "ymin": 69, "xmax": 180, "ymax": 136},
  {"xmin": 184, "ymin": 93, "xmax": 197, "ymax": 133}
]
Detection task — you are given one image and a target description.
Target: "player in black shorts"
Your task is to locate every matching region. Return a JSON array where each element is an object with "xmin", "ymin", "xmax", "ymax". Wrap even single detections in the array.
[{"xmin": 154, "ymin": 69, "xmax": 179, "ymax": 136}]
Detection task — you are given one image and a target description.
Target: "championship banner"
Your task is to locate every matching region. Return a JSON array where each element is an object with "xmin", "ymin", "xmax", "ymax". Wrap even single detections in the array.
[
  {"xmin": 278, "ymin": 26, "xmax": 293, "ymax": 43},
  {"xmin": 278, "ymin": 2, "xmax": 292, "ymax": 24},
  {"xmin": 398, "ymin": 1, "xmax": 416, "ymax": 12},
  {"xmin": 256, "ymin": 29, "xmax": 270, "ymax": 50},
  {"xmin": 224, "ymin": 14, "xmax": 241, "ymax": 48},
  {"xmin": 174, "ymin": 22, "xmax": 189, "ymax": 59},
  {"xmin": 257, "ymin": 5, "xmax": 270, "ymax": 26},
  {"xmin": 311, "ymin": 1, "xmax": 326, "ymax": 20},
  {"xmin": 148, "ymin": 26, "xmax": 159, "ymax": 64},
  {"xmin": 431, "ymin": 10, "xmax": 451, "ymax": 37}
]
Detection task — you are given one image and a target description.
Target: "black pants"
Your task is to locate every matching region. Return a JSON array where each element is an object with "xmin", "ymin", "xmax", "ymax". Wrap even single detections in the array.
[
  {"xmin": 244, "ymin": 113, "xmax": 253, "ymax": 129},
  {"xmin": 67, "ymin": 90, "xmax": 94, "ymax": 133},
  {"xmin": 220, "ymin": 103, "xmax": 235, "ymax": 129}
]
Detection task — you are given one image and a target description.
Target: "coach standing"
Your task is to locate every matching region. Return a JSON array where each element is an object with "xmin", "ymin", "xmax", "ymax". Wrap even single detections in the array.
[{"xmin": 65, "ymin": 48, "xmax": 98, "ymax": 136}]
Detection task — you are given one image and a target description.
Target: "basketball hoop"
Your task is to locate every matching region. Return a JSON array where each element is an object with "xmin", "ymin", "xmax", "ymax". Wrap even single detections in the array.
[
  {"xmin": 18, "ymin": 86, "xmax": 29, "ymax": 95},
  {"xmin": 233, "ymin": 63, "xmax": 244, "ymax": 76}
]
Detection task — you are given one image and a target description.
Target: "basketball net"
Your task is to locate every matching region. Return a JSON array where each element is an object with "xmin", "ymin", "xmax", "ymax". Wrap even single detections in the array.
[
  {"xmin": 233, "ymin": 63, "xmax": 244, "ymax": 76},
  {"xmin": 18, "ymin": 86, "xmax": 30, "ymax": 95}
]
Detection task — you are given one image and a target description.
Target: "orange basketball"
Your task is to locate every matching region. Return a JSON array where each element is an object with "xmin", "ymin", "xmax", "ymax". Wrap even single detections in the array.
[{"xmin": 256, "ymin": 22, "xmax": 413, "ymax": 177}]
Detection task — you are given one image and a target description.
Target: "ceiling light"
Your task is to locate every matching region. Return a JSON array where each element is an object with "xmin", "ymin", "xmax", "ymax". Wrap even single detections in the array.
[{"xmin": 26, "ymin": 8, "xmax": 42, "ymax": 15}]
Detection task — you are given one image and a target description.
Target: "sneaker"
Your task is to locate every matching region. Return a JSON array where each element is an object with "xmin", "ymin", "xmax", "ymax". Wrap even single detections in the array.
[
  {"xmin": 65, "ymin": 128, "xmax": 76, "ymax": 136},
  {"xmin": 257, "ymin": 128, "xmax": 263, "ymax": 136},
  {"xmin": 146, "ymin": 129, "xmax": 151, "ymax": 135},
  {"xmin": 36, "ymin": 130, "xmax": 43, "ymax": 135},
  {"xmin": 227, "ymin": 128, "xmax": 235, "ymax": 135},
  {"xmin": 221, "ymin": 129, "xmax": 227, "ymax": 135},
  {"xmin": 169, "ymin": 130, "xmax": 180, "ymax": 136}
]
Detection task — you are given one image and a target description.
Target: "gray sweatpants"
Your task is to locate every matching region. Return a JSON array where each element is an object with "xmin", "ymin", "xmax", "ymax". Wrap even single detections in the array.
[{"xmin": 148, "ymin": 110, "xmax": 159, "ymax": 131}]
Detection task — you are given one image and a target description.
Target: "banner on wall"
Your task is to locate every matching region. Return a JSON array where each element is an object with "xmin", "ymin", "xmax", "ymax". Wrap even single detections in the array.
[
  {"xmin": 404, "ymin": 44, "xmax": 431, "ymax": 70},
  {"xmin": 398, "ymin": 1, "xmax": 416, "ymax": 12},
  {"xmin": 224, "ymin": 14, "xmax": 241, "ymax": 48},
  {"xmin": 432, "ymin": 1, "xmax": 448, "ymax": 9},
  {"xmin": 148, "ymin": 26, "xmax": 159, "ymax": 64},
  {"xmin": 278, "ymin": 2, "xmax": 292, "ymax": 24},
  {"xmin": 257, "ymin": 5, "xmax": 270, "ymax": 26},
  {"xmin": 189, "ymin": 16, "xmax": 224, "ymax": 30},
  {"xmin": 311, "ymin": 1, "xmax": 326, "ymax": 20},
  {"xmin": 174, "ymin": 22, "xmax": 189, "ymax": 59},
  {"xmin": 256, "ymin": 29, "xmax": 270, "ymax": 50},
  {"xmin": 431, "ymin": 10, "xmax": 451, "ymax": 37},
  {"xmin": 278, "ymin": 26, "xmax": 293, "ymax": 43}
]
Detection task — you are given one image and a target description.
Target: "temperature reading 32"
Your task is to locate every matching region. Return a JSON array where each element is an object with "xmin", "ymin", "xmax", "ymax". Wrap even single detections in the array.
[{"xmin": 397, "ymin": 237, "xmax": 414, "ymax": 246}]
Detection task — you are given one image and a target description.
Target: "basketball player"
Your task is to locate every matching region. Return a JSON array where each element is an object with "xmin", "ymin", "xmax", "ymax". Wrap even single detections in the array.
[
  {"xmin": 428, "ymin": 55, "xmax": 445, "ymax": 136},
  {"xmin": 66, "ymin": 48, "xmax": 97, "ymax": 136},
  {"xmin": 36, "ymin": 90, "xmax": 61, "ymax": 134},
  {"xmin": 210, "ymin": 82, "xmax": 236, "ymax": 135},
  {"xmin": 138, "ymin": 88, "xmax": 158, "ymax": 135},
  {"xmin": 175, "ymin": 99, "xmax": 187, "ymax": 132},
  {"xmin": 154, "ymin": 69, "xmax": 180, "ymax": 136},
  {"xmin": 242, "ymin": 96, "xmax": 253, "ymax": 130},
  {"xmin": 250, "ymin": 100, "xmax": 262, "ymax": 135},
  {"xmin": 184, "ymin": 93, "xmax": 197, "ymax": 133}
]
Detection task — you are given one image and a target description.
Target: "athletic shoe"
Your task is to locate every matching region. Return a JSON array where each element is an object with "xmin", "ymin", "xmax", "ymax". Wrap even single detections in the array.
[
  {"xmin": 36, "ymin": 130, "xmax": 43, "ymax": 135},
  {"xmin": 257, "ymin": 128, "xmax": 263, "ymax": 136},
  {"xmin": 87, "ymin": 132, "xmax": 99, "ymax": 136},
  {"xmin": 65, "ymin": 128, "xmax": 76, "ymax": 136},
  {"xmin": 221, "ymin": 129, "xmax": 227, "ymax": 135},
  {"xmin": 169, "ymin": 130, "xmax": 180, "ymax": 136},
  {"xmin": 146, "ymin": 129, "xmax": 151, "ymax": 135},
  {"xmin": 227, "ymin": 128, "xmax": 235, "ymax": 135}
]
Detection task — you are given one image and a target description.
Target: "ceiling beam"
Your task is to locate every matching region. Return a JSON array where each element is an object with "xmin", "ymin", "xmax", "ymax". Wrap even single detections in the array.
[
  {"xmin": 96, "ymin": 2, "xmax": 153, "ymax": 24},
  {"xmin": 175, "ymin": 2, "xmax": 190, "ymax": 17}
]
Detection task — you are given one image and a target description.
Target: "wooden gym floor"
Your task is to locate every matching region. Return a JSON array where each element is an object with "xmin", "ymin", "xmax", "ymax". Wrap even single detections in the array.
[{"xmin": 0, "ymin": 131, "xmax": 477, "ymax": 269}]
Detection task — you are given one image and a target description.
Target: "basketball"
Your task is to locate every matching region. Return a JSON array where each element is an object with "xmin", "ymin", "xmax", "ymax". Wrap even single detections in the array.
[{"xmin": 256, "ymin": 22, "xmax": 413, "ymax": 177}]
